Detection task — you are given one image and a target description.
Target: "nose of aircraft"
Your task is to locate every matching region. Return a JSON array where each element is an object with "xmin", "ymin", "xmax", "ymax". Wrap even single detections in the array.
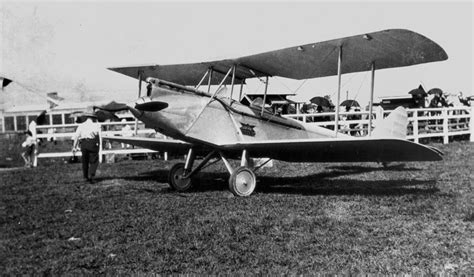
[
  {"xmin": 126, "ymin": 101, "xmax": 142, "ymax": 119},
  {"xmin": 135, "ymin": 97, "xmax": 169, "ymax": 112}
]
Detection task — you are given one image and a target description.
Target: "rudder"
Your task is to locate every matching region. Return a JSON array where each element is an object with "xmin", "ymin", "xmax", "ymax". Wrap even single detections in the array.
[{"xmin": 372, "ymin": 106, "xmax": 408, "ymax": 139}]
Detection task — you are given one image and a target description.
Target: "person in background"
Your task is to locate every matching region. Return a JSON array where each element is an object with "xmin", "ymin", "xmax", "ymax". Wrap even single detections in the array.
[
  {"xmin": 28, "ymin": 118, "xmax": 39, "ymax": 167},
  {"xmin": 21, "ymin": 131, "xmax": 36, "ymax": 168},
  {"xmin": 458, "ymin": 91, "xmax": 470, "ymax": 107},
  {"xmin": 120, "ymin": 119, "xmax": 133, "ymax": 148},
  {"xmin": 72, "ymin": 113, "xmax": 101, "ymax": 183}
]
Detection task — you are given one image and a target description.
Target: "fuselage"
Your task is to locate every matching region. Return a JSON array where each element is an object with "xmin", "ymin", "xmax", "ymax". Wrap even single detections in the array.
[
  {"xmin": 128, "ymin": 82, "xmax": 345, "ymax": 148},
  {"xmin": 117, "ymin": 80, "xmax": 442, "ymax": 163}
]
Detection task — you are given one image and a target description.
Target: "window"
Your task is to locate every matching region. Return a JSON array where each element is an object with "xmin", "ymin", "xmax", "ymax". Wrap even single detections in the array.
[
  {"xmin": 4, "ymin": 117, "xmax": 14, "ymax": 131},
  {"xmin": 52, "ymin": 114, "xmax": 62, "ymax": 125},
  {"xmin": 16, "ymin": 116, "xmax": 27, "ymax": 131},
  {"xmin": 27, "ymin": 115, "xmax": 37, "ymax": 124},
  {"xmin": 43, "ymin": 114, "xmax": 50, "ymax": 125},
  {"xmin": 64, "ymin": 113, "xmax": 75, "ymax": 124}
]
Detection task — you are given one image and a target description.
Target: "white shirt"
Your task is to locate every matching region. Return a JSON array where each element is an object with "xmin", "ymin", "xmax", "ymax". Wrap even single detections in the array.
[
  {"xmin": 22, "ymin": 136, "xmax": 36, "ymax": 148},
  {"xmin": 28, "ymin": 121, "xmax": 37, "ymax": 138},
  {"xmin": 74, "ymin": 119, "xmax": 101, "ymax": 140},
  {"xmin": 121, "ymin": 124, "xmax": 132, "ymax": 136}
]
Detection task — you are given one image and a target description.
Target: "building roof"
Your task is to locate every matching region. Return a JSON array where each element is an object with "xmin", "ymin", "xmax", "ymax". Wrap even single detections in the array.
[{"xmin": 2, "ymin": 101, "xmax": 101, "ymax": 114}]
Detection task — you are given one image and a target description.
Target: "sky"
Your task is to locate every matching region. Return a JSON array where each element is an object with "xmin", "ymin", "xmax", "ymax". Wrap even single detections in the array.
[{"xmin": 1, "ymin": 1, "xmax": 472, "ymax": 107}]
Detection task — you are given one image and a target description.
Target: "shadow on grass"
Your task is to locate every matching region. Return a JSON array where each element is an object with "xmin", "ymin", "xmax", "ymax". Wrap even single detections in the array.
[
  {"xmin": 257, "ymin": 177, "xmax": 437, "ymax": 196},
  {"xmin": 96, "ymin": 164, "xmax": 437, "ymax": 196},
  {"xmin": 95, "ymin": 169, "xmax": 169, "ymax": 183},
  {"xmin": 302, "ymin": 164, "xmax": 422, "ymax": 181},
  {"xmin": 260, "ymin": 164, "xmax": 437, "ymax": 196},
  {"xmin": 326, "ymin": 163, "xmax": 421, "ymax": 172}
]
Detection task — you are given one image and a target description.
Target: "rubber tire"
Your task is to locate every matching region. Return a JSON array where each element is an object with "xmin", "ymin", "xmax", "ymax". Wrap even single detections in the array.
[
  {"xmin": 168, "ymin": 163, "xmax": 193, "ymax": 192},
  {"xmin": 228, "ymin": 166, "xmax": 257, "ymax": 197}
]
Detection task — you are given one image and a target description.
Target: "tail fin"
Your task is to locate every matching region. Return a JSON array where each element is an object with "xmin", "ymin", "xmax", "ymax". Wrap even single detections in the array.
[{"xmin": 372, "ymin": 106, "xmax": 408, "ymax": 139}]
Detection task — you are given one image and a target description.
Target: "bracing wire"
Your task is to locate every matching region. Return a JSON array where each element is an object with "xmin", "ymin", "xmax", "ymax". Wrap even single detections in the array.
[
  {"xmin": 273, "ymin": 77, "xmax": 294, "ymax": 92},
  {"xmin": 329, "ymin": 72, "xmax": 363, "ymax": 101},
  {"xmin": 341, "ymin": 73, "xmax": 357, "ymax": 89},
  {"xmin": 351, "ymin": 70, "xmax": 369, "ymax": 106},
  {"xmin": 290, "ymin": 47, "xmax": 338, "ymax": 95}
]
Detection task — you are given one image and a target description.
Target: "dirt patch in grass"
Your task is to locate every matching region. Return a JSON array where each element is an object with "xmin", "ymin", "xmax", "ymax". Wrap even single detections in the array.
[{"xmin": 0, "ymin": 141, "xmax": 472, "ymax": 274}]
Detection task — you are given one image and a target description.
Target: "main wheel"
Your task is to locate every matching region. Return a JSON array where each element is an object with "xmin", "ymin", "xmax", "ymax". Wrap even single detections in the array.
[
  {"xmin": 168, "ymin": 163, "xmax": 193, "ymax": 191},
  {"xmin": 228, "ymin": 166, "xmax": 256, "ymax": 197}
]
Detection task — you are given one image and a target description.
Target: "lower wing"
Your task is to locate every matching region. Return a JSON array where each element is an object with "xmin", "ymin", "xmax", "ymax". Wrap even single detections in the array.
[
  {"xmin": 103, "ymin": 136, "xmax": 193, "ymax": 154},
  {"xmin": 104, "ymin": 136, "xmax": 442, "ymax": 163},
  {"xmin": 220, "ymin": 138, "xmax": 443, "ymax": 162}
]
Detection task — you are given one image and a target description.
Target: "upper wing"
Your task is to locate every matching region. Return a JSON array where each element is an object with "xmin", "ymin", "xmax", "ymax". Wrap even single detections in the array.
[
  {"xmin": 108, "ymin": 60, "xmax": 253, "ymax": 87},
  {"xmin": 220, "ymin": 138, "xmax": 443, "ymax": 162},
  {"xmin": 108, "ymin": 29, "xmax": 447, "ymax": 85}
]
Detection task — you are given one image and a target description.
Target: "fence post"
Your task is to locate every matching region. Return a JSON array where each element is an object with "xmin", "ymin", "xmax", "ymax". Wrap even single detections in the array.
[
  {"xmin": 373, "ymin": 106, "xmax": 384, "ymax": 134},
  {"xmin": 412, "ymin": 111, "xmax": 419, "ymax": 143},
  {"xmin": 33, "ymin": 122, "xmax": 38, "ymax": 167},
  {"xmin": 470, "ymin": 105, "xmax": 474, "ymax": 142},
  {"xmin": 442, "ymin": 108, "xmax": 449, "ymax": 144},
  {"xmin": 99, "ymin": 124, "xmax": 103, "ymax": 163}
]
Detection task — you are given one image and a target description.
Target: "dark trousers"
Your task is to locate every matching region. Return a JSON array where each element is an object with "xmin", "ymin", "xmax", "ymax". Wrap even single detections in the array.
[{"xmin": 80, "ymin": 138, "xmax": 99, "ymax": 179}]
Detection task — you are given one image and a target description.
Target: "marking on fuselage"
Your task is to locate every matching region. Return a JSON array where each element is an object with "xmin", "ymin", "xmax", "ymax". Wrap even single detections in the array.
[{"xmin": 240, "ymin": 122, "xmax": 256, "ymax": 137}]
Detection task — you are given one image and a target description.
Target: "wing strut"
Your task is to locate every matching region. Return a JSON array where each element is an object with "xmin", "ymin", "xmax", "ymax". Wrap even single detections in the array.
[
  {"xmin": 335, "ymin": 46, "xmax": 342, "ymax": 136},
  {"xmin": 239, "ymin": 79, "xmax": 244, "ymax": 101},
  {"xmin": 368, "ymin": 62, "xmax": 376, "ymax": 136},
  {"xmin": 135, "ymin": 70, "xmax": 144, "ymax": 135},
  {"xmin": 230, "ymin": 65, "xmax": 236, "ymax": 102},
  {"xmin": 207, "ymin": 68, "xmax": 213, "ymax": 93},
  {"xmin": 195, "ymin": 69, "xmax": 209, "ymax": 90},
  {"xmin": 209, "ymin": 66, "xmax": 233, "ymax": 102},
  {"xmin": 260, "ymin": 76, "xmax": 269, "ymax": 116}
]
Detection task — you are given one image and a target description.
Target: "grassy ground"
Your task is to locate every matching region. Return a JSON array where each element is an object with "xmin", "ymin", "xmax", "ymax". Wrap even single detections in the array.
[{"xmin": 0, "ymin": 141, "xmax": 472, "ymax": 274}]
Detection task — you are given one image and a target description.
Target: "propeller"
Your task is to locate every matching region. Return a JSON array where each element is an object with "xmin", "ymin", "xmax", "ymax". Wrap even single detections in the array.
[
  {"xmin": 135, "ymin": 101, "xmax": 168, "ymax": 112},
  {"xmin": 134, "ymin": 71, "xmax": 144, "ymax": 135},
  {"xmin": 95, "ymin": 99, "xmax": 168, "ymax": 113}
]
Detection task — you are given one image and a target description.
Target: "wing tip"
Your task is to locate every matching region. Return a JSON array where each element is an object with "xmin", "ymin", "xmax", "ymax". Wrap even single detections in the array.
[
  {"xmin": 415, "ymin": 142, "xmax": 444, "ymax": 161},
  {"xmin": 378, "ymin": 28, "xmax": 448, "ymax": 63}
]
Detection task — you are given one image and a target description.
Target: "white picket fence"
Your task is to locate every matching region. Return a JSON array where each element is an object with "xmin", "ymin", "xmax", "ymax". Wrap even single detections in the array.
[
  {"xmin": 34, "ymin": 106, "xmax": 473, "ymax": 164},
  {"xmin": 35, "ymin": 121, "xmax": 165, "ymax": 163},
  {"xmin": 284, "ymin": 106, "xmax": 473, "ymax": 144}
]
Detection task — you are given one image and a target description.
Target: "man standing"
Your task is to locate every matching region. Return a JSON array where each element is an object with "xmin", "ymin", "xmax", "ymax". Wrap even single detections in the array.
[
  {"xmin": 72, "ymin": 113, "xmax": 101, "ymax": 183},
  {"xmin": 21, "ymin": 131, "xmax": 36, "ymax": 167}
]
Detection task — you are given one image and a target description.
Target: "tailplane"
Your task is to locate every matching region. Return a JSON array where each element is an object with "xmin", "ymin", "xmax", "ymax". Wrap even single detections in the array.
[{"xmin": 372, "ymin": 106, "xmax": 408, "ymax": 139}]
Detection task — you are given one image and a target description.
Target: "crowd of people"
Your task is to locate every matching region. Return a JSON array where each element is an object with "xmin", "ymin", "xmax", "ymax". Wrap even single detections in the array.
[
  {"xmin": 297, "ymin": 90, "xmax": 471, "ymax": 136},
  {"xmin": 427, "ymin": 91, "xmax": 471, "ymax": 108}
]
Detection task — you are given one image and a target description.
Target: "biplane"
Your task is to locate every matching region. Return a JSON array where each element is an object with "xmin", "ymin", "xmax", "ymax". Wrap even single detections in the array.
[{"xmin": 103, "ymin": 29, "xmax": 447, "ymax": 196}]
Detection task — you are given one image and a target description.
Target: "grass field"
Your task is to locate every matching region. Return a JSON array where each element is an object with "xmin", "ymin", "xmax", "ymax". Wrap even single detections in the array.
[{"xmin": 1, "ymin": 141, "xmax": 472, "ymax": 274}]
